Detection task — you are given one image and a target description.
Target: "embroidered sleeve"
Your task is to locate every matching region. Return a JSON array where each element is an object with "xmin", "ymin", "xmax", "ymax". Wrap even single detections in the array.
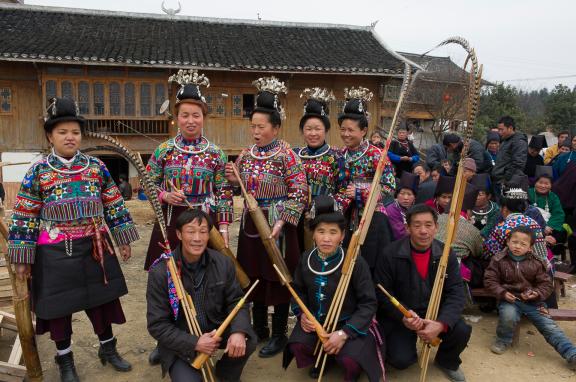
[
  {"xmin": 213, "ymin": 148, "xmax": 234, "ymax": 224},
  {"xmin": 98, "ymin": 160, "xmax": 140, "ymax": 246},
  {"xmin": 280, "ymin": 150, "xmax": 308, "ymax": 226},
  {"xmin": 146, "ymin": 142, "xmax": 168, "ymax": 201},
  {"xmin": 333, "ymin": 154, "xmax": 351, "ymax": 212},
  {"xmin": 8, "ymin": 164, "xmax": 43, "ymax": 264}
]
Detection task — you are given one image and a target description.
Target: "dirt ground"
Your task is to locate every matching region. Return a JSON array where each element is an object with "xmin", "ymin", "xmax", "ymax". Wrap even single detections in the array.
[{"xmin": 30, "ymin": 200, "xmax": 576, "ymax": 382}]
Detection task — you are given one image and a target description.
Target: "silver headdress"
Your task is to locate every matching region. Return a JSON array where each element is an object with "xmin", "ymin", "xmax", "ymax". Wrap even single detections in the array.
[
  {"xmin": 300, "ymin": 87, "xmax": 335, "ymax": 116},
  {"xmin": 168, "ymin": 69, "xmax": 210, "ymax": 87},
  {"xmin": 504, "ymin": 188, "xmax": 528, "ymax": 200},
  {"xmin": 344, "ymin": 87, "xmax": 373, "ymax": 102},
  {"xmin": 252, "ymin": 76, "xmax": 288, "ymax": 95}
]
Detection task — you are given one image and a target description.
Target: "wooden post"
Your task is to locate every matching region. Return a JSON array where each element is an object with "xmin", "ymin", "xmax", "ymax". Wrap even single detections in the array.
[{"xmin": 0, "ymin": 206, "xmax": 43, "ymax": 381}]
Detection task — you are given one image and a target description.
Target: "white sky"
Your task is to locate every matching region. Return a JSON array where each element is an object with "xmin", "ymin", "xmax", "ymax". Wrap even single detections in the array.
[{"xmin": 25, "ymin": 0, "xmax": 576, "ymax": 91}]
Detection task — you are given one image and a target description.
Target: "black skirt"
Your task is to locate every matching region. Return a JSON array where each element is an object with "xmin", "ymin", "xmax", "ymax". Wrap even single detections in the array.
[
  {"xmin": 33, "ymin": 235, "xmax": 128, "ymax": 320},
  {"xmin": 237, "ymin": 211, "xmax": 301, "ymax": 305}
]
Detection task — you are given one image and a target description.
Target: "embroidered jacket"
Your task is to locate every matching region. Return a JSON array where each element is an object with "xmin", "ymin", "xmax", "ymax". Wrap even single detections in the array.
[
  {"xmin": 342, "ymin": 140, "xmax": 396, "ymax": 213},
  {"xmin": 8, "ymin": 154, "xmax": 139, "ymax": 264},
  {"xmin": 146, "ymin": 135, "xmax": 233, "ymax": 224},
  {"xmin": 293, "ymin": 142, "xmax": 350, "ymax": 211},
  {"xmin": 470, "ymin": 200, "xmax": 501, "ymax": 237},
  {"xmin": 236, "ymin": 139, "xmax": 308, "ymax": 226}
]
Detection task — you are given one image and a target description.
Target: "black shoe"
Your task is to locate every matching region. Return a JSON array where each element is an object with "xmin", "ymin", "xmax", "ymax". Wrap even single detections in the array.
[
  {"xmin": 258, "ymin": 335, "xmax": 288, "ymax": 358},
  {"xmin": 55, "ymin": 352, "xmax": 80, "ymax": 382},
  {"xmin": 98, "ymin": 337, "xmax": 132, "ymax": 372},
  {"xmin": 148, "ymin": 346, "xmax": 161, "ymax": 366}
]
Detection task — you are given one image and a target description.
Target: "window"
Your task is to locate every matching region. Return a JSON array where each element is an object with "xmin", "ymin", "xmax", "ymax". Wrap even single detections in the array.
[
  {"xmin": 109, "ymin": 82, "xmax": 121, "ymax": 116},
  {"xmin": 242, "ymin": 94, "xmax": 255, "ymax": 118},
  {"xmin": 61, "ymin": 81, "xmax": 74, "ymax": 100},
  {"xmin": 124, "ymin": 83, "xmax": 135, "ymax": 116},
  {"xmin": 78, "ymin": 81, "xmax": 90, "ymax": 114},
  {"xmin": 384, "ymin": 85, "xmax": 400, "ymax": 101},
  {"xmin": 213, "ymin": 94, "xmax": 226, "ymax": 118},
  {"xmin": 155, "ymin": 84, "xmax": 166, "ymax": 116},
  {"xmin": 46, "ymin": 80, "xmax": 57, "ymax": 102},
  {"xmin": 0, "ymin": 87, "xmax": 12, "ymax": 113},
  {"xmin": 93, "ymin": 83, "xmax": 105, "ymax": 115},
  {"xmin": 232, "ymin": 95, "xmax": 242, "ymax": 117},
  {"xmin": 140, "ymin": 83, "xmax": 152, "ymax": 116},
  {"xmin": 43, "ymin": 79, "xmax": 168, "ymax": 118},
  {"xmin": 332, "ymin": 100, "xmax": 346, "ymax": 116}
]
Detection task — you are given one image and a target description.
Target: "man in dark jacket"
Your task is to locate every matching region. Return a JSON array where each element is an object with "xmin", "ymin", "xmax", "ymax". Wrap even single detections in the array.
[
  {"xmin": 492, "ymin": 116, "xmax": 528, "ymax": 193},
  {"xmin": 426, "ymin": 133, "xmax": 486, "ymax": 176},
  {"xmin": 147, "ymin": 209, "xmax": 256, "ymax": 381},
  {"xmin": 374, "ymin": 204, "xmax": 470, "ymax": 382}
]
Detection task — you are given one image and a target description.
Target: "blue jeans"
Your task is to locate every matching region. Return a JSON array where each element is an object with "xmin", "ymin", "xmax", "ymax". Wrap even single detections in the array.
[{"xmin": 496, "ymin": 301, "xmax": 576, "ymax": 361}]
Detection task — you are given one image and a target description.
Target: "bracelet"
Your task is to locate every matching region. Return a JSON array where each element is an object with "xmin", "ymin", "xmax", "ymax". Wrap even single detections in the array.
[{"xmin": 219, "ymin": 229, "xmax": 228, "ymax": 233}]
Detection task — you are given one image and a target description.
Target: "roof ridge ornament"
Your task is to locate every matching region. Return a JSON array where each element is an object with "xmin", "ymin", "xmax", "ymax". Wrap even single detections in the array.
[{"xmin": 161, "ymin": 0, "xmax": 182, "ymax": 16}]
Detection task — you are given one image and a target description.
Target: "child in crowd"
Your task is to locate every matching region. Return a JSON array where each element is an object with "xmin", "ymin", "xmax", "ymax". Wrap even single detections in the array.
[{"xmin": 484, "ymin": 226, "xmax": 576, "ymax": 370}]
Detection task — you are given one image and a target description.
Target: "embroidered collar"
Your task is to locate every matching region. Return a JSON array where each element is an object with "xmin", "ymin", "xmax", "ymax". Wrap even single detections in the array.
[
  {"xmin": 344, "ymin": 139, "xmax": 370, "ymax": 163},
  {"xmin": 298, "ymin": 142, "xmax": 330, "ymax": 159},
  {"xmin": 174, "ymin": 134, "xmax": 210, "ymax": 154},
  {"xmin": 250, "ymin": 139, "xmax": 282, "ymax": 159}
]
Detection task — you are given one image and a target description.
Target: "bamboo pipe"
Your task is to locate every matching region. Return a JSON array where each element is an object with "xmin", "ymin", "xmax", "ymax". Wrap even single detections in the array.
[
  {"xmin": 0, "ymin": 161, "xmax": 30, "ymax": 168},
  {"xmin": 166, "ymin": 180, "xmax": 251, "ymax": 288},
  {"xmin": 230, "ymin": 163, "xmax": 292, "ymax": 283},
  {"xmin": 273, "ymin": 264, "xmax": 328, "ymax": 343},
  {"xmin": 192, "ymin": 280, "xmax": 259, "ymax": 369},
  {"xmin": 377, "ymin": 284, "xmax": 441, "ymax": 347},
  {"xmin": 0, "ymin": 209, "xmax": 43, "ymax": 381}
]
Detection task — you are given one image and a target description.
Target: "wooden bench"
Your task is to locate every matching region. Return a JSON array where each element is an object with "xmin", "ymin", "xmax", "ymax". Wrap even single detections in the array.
[{"xmin": 554, "ymin": 271, "xmax": 573, "ymax": 299}]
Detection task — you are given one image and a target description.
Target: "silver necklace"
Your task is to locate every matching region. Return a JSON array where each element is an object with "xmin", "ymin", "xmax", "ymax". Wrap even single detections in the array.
[
  {"xmin": 298, "ymin": 144, "xmax": 331, "ymax": 159},
  {"xmin": 250, "ymin": 143, "xmax": 282, "ymax": 160},
  {"xmin": 173, "ymin": 134, "xmax": 210, "ymax": 155},
  {"xmin": 307, "ymin": 246, "xmax": 344, "ymax": 276},
  {"xmin": 344, "ymin": 140, "xmax": 369, "ymax": 164},
  {"xmin": 46, "ymin": 149, "xmax": 90, "ymax": 175}
]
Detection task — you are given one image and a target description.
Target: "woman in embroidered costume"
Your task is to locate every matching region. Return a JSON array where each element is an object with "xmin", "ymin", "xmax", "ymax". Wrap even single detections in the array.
[
  {"xmin": 468, "ymin": 173, "xmax": 500, "ymax": 237},
  {"xmin": 294, "ymin": 87, "xmax": 349, "ymax": 252},
  {"xmin": 339, "ymin": 87, "xmax": 395, "ymax": 272},
  {"xmin": 225, "ymin": 77, "xmax": 308, "ymax": 357},
  {"xmin": 283, "ymin": 196, "xmax": 384, "ymax": 381},
  {"xmin": 8, "ymin": 98, "xmax": 139, "ymax": 382},
  {"xmin": 385, "ymin": 172, "xmax": 419, "ymax": 240},
  {"xmin": 528, "ymin": 165, "xmax": 566, "ymax": 258},
  {"xmin": 144, "ymin": 70, "xmax": 233, "ymax": 271}
]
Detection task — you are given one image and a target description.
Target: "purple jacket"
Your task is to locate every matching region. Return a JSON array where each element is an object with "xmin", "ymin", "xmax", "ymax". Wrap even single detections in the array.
[{"xmin": 385, "ymin": 202, "xmax": 408, "ymax": 240}]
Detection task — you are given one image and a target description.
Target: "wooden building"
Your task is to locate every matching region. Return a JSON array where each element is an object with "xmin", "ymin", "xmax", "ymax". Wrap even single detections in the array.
[{"xmin": 0, "ymin": 2, "xmax": 464, "ymax": 208}]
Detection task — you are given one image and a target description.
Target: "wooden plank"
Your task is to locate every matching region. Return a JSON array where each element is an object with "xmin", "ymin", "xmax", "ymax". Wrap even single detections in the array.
[
  {"xmin": 554, "ymin": 271, "xmax": 573, "ymax": 282},
  {"xmin": 549, "ymin": 309, "xmax": 576, "ymax": 321},
  {"xmin": 0, "ymin": 360, "xmax": 26, "ymax": 379},
  {"xmin": 8, "ymin": 335, "xmax": 22, "ymax": 365},
  {"xmin": 470, "ymin": 288, "xmax": 493, "ymax": 298}
]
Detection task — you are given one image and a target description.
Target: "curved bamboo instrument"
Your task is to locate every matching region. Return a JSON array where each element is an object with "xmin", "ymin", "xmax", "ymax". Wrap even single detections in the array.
[
  {"xmin": 377, "ymin": 284, "xmax": 441, "ymax": 347},
  {"xmin": 231, "ymin": 163, "xmax": 292, "ymax": 284},
  {"xmin": 86, "ymin": 132, "xmax": 216, "ymax": 381},
  {"xmin": 166, "ymin": 180, "xmax": 250, "ymax": 288},
  {"xmin": 418, "ymin": 36, "xmax": 483, "ymax": 382},
  {"xmin": 192, "ymin": 279, "xmax": 259, "ymax": 369},
  {"xmin": 315, "ymin": 62, "xmax": 421, "ymax": 381},
  {"xmin": 273, "ymin": 264, "xmax": 328, "ymax": 343},
  {"xmin": 0, "ymin": 207, "xmax": 43, "ymax": 381}
]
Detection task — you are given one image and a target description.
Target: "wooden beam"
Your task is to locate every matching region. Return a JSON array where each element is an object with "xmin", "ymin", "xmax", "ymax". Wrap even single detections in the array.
[
  {"xmin": 0, "ymin": 361, "xmax": 27, "ymax": 379},
  {"xmin": 8, "ymin": 335, "xmax": 23, "ymax": 365}
]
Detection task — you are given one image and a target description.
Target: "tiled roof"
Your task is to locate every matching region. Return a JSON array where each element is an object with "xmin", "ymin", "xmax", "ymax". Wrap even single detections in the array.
[{"xmin": 0, "ymin": 4, "xmax": 411, "ymax": 75}]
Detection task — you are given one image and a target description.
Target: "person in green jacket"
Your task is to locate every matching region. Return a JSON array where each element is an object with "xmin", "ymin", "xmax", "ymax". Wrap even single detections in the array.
[{"xmin": 528, "ymin": 165, "xmax": 566, "ymax": 258}]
